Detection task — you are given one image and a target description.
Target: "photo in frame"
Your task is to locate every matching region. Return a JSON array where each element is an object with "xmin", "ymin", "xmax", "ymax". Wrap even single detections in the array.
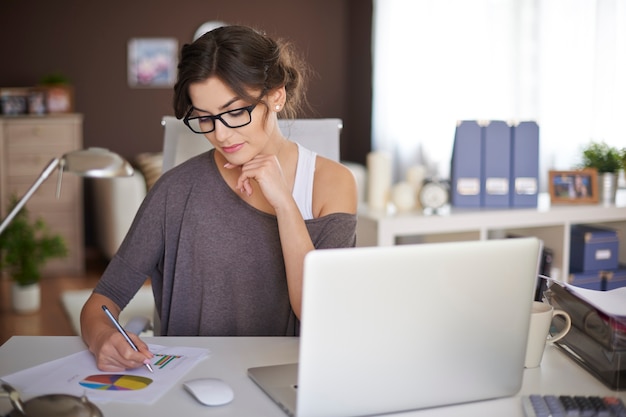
[
  {"xmin": 0, "ymin": 88, "xmax": 29, "ymax": 115},
  {"xmin": 128, "ymin": 38, "xmax": 178, "ymax": 88},
  {"xmin": 548, "ymin": 169, "xmax": 598, "ymax": 204}
]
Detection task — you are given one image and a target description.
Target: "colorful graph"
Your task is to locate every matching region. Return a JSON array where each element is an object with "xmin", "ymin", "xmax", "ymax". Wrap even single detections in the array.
[
  {"xmin": 79, "ymin": 374, "xmax": 152, "ymax": 391},
  {"xmin": 153, "ymin": 353, "xmax": 182, "ymax": 369}
]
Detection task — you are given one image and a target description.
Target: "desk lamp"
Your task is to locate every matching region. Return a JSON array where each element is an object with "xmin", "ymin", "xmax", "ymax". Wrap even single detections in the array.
[
  {"xmin": 0, "ymin": 147, "xmax": 134, "ymax": 235},
  {"xmin": 0, "ymin": 148, "xmax": 130, "ymax": 416}
]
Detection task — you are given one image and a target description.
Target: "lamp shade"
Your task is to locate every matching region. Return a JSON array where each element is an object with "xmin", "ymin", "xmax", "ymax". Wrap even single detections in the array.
[{"xmin": 62, "ymin": 147, "xmax": 134, "ymax": 177}]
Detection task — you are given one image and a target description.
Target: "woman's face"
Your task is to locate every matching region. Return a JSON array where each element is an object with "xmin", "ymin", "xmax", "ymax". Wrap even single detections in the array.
[{"xmin": 187, "ymin": 76, "xmax": 282, "ymax": 166}]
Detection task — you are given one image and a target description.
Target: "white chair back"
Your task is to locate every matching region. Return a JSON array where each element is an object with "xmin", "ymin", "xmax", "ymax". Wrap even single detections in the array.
[
  {"xmin": 160, "ymin": 116, "xmax": 342, "ymax": 173},
  {"xmin": 161, "ymin": 116, "xmax": 213, "ymax": 173}
]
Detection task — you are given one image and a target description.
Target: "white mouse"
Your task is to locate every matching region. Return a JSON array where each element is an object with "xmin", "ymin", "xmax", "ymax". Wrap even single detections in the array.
[{"xmin": 183, "ymin": 378, "xmax": 234, "ymax": 406}]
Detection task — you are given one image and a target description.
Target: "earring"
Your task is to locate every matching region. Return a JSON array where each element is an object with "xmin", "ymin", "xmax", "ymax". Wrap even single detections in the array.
[{"xmin": 275, "ymin": 105, "xmax": 281, "ymax": 111}]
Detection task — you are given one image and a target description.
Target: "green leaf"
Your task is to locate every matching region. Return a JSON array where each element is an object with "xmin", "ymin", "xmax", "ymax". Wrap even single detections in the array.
[
  {"xmin": 0, "ymin": 195, "xmax": 67, "ymax": 286},
  {"xmin": 581, "ymin": 141, "xmax": 623, "ymax": 173}
]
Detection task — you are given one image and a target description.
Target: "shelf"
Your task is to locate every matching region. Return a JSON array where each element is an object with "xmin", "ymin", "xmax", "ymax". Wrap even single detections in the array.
[{"xmin": 356, "ymin": 191, "xmax": 626, "ymax": 281}]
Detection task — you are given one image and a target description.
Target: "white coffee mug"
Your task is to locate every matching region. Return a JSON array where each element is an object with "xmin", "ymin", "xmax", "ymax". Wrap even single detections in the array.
[{"xmin": 524, "ymin": 301, "xmax": 571, "ymax": 368}]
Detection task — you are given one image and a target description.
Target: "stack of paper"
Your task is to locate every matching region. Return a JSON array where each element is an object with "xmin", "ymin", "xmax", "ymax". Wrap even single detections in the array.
[
  {"xmin": 563, "ymin": 283, "xmax": 626, "ymax": 318},
  {"xmin": 0, "ymin": 344, "xmax": 209, "ymax": 404}
]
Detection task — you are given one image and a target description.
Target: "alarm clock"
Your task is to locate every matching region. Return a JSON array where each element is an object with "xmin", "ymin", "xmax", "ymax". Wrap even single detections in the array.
[{"xmin": 419, "ymin": 179, "xmax": 450, "ymax": 211}]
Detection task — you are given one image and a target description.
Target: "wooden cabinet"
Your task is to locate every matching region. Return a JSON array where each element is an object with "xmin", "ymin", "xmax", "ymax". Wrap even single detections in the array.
[
  {"xmin": 356, "ymin": 192, "xmax": 626, "ymax": 282},
  {"xmin": 0, "ymin": 114, "xmax": 84, "ymax": 275}
]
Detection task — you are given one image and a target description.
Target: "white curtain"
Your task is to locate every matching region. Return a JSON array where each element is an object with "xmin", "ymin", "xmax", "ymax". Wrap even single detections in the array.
[{"xmin": 372, "ymin": 0, "xmax": 626, "ymax": 189}]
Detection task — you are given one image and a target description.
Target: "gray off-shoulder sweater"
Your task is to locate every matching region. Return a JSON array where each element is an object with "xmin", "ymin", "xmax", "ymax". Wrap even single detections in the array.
[{"xmin": 94, "ymin": 149, "xmax": 357, "ymax": 336}]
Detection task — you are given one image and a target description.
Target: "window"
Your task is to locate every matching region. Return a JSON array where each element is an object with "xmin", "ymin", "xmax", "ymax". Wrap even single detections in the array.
[{"xmin": 373, "ymin": 0, "xmax": 626, "ymax": 189}]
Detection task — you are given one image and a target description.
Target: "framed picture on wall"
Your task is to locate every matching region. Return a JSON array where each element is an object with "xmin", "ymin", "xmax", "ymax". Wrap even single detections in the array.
[
  {"xmin": 548, "ymin": 169, "xmax": 598, "ymax": 204},
  {"xmin": 127, "ymin": 38, "xmax": 178, "ymax": 88}
]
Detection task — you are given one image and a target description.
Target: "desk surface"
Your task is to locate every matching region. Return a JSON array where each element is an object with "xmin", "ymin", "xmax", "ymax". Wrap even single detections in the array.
[{"xmin": 0, "ymin": 336, "xmax": 623, "ymax": 416}]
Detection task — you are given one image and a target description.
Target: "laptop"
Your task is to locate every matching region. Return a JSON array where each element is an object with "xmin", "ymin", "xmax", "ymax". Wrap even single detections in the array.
[{"xmin": 248, "ymin": 237, "xmax": 542, "ymax": 417}]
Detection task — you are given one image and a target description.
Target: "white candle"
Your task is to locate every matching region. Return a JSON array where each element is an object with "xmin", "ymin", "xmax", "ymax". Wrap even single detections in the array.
[
  {"xmin": 406, "ymin": 165, "xmax": 426, "ymax": 189},
  {"xmin": 406, "ymin": 165, "xmax": 426, "ymax": 209},
  {"xmin": 367, "ymin": 151, "xmax": 392, "ymax": 210}
]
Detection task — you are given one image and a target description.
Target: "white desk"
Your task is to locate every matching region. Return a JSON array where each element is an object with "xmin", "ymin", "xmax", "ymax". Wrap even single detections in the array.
[{"xmin": 0, "ymin": 336, "xmax": 623, "ymax": 416}]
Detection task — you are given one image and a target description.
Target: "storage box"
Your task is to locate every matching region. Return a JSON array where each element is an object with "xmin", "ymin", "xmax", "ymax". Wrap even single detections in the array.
[
  {"xmin": 568, "ymin": 265, "xmax": 626, "ymax": 291},
  {"xmin": 544, "ymin": 284, "xmax": 626, "ymax": 390},
  {"xmin": 570, "ymin": 225, "xmax": 619, "ymax": 272}
]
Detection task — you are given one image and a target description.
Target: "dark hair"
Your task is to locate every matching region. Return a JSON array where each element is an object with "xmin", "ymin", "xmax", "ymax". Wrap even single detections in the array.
[{"xmin": 173, "ymin": 25, "xmax": 309, "ymax": 121}]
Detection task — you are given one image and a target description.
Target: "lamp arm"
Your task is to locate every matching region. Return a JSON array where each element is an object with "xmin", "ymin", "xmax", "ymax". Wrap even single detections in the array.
[{"xmin": 0, "ymin": 157, "xmax": 61, "ymax": 236}]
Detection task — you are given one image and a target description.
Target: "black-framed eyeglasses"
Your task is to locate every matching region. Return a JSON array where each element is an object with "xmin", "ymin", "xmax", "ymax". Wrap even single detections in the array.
[{"xmin": 183, "ymin": 104, "xmax": 257, "ymax": 134}]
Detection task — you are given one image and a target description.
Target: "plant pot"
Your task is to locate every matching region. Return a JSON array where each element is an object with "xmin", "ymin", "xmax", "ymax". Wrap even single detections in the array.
[
  {"xmin": 598, "ymin": 172, "xmax": 618, "ymax": 205},
  {"xmin": 11, "ymin": 282, "xmax": 41, "ymax": 314}
]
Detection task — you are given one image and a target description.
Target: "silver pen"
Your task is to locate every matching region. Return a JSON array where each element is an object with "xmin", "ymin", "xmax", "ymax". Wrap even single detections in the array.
[{"xmin": 101, "ymin": 305, "xmax": 154, "ymax": 373}]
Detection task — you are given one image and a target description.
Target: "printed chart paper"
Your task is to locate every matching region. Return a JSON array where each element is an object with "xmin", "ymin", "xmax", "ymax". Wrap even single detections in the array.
[
  {"xmin": 0, "ymin": 344, "xmax": 209, "ymax": 404},
  {"xmin": 563, "ymin": 284, "xmax": 626, "ymax": 317}
]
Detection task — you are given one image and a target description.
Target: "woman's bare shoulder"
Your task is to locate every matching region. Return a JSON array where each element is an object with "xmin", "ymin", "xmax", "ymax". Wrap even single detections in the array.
[{"xmin": 313, "ymin": 156, "xmax": 358, "ymax": 216}]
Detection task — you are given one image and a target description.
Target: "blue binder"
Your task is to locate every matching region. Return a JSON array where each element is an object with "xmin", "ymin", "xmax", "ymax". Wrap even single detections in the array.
[
  {"xmin": 482, "ymin": 120, "xmax": 511, "ymax": 207},
  {"xmin": 451, "ymin": 121, "xmax": 481, "ymax": 207},
  {"xmin": 510, "ymin": 121, "xmax": 539, "ymax": 207}
]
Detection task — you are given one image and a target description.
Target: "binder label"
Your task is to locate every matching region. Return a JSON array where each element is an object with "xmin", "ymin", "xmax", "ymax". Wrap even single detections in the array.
[
  {"xmin": 515, "ymin": 177, "xmax": 537, "ymax": 195},
  {"xmin": 486, "ymin": 178, "xmax": 509, "ymax": 195},
  {"xmin": 456, "ymin": 178, "xmax": 480, "ymax": 195}
]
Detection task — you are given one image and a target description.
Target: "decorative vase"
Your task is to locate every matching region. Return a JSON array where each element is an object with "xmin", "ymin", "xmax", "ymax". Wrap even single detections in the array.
[
  {"xmin": 391, "ymin": 181, "xmax": 417, "ymax": 211},
  {"xmin": 598, "ymin": 172, "xmax": 618, "ymax": 205},
  {"xmin": 11, "ymin": 282, "xmax": 41, "ymax": 314}
]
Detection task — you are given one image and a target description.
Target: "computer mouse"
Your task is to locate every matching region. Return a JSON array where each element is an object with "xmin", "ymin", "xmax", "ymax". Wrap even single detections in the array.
[{"xmin": 183, "ymin": 378, "xmax": 234, "ymax": 406}]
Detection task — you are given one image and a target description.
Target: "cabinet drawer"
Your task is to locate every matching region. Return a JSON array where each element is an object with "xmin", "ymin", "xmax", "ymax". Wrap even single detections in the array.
[
  {"xmin": 6, "ymin": 153, "xmax": 66, "ymax": 177},
  {"xmin": 4, "ymin": 176, "xmax": 80, "ymax": 210},
  {"xmin": 5, "ymin": 123, "xmax": 79, "ymax": 177},
  {"xmin": 5, "ymin": 123, "xmax": 78, "ymax": 147}
]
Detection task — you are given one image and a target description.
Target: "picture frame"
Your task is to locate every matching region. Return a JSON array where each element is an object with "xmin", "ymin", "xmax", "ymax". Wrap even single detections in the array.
[
  {"xmin": 548, "ymin": 169, "xmax": 598, "ymax": 204},
  {"xmin": 0, "ymin": 88, "xmax": 29, "ymax": 115},
  {"xmin": 127, "ymin": 38, "xmax": 178, "ymax": 88}
]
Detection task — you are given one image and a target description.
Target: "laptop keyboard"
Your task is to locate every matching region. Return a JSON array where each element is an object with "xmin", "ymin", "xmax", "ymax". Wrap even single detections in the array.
[{"xmin": 522, "ymin": 395, "xmax": 626, "ymax": 417}]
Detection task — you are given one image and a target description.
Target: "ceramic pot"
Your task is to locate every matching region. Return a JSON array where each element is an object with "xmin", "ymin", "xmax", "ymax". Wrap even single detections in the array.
[
  {"xmin": 11, "ymin": 282, "xmax": 41, "ymax": 314},
  {"xmin": 598, "ymin": 172, "xmax": 618, "ymax": 205}
]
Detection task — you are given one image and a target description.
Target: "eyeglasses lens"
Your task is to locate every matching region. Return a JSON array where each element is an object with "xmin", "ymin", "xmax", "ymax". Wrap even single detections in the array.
[{"xmin": 186, "ymin": 106, "xmax": 253, "ymax": 134}]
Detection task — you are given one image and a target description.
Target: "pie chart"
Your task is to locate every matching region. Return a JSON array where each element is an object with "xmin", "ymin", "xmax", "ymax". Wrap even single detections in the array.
[{"xmin": 79, "ymin": 374, "xmax": 152, "ymax": 391}]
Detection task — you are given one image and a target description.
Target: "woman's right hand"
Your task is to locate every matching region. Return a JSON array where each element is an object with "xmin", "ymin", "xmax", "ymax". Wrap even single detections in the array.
[{"xmin": 80, "ymin": 293, "xmax": 153, "ymax": 371}]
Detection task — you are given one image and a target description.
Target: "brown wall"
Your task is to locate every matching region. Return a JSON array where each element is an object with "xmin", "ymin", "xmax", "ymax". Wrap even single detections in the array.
[{"xmin": 0, "ymin": 0, "xmax": 371, "ymax": 165}]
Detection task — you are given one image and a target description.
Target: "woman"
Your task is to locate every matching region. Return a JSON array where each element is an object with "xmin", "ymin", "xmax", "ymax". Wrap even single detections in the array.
[{"xmin": 80, "ymin": 25, "xmax": 357, "ymax": 371}]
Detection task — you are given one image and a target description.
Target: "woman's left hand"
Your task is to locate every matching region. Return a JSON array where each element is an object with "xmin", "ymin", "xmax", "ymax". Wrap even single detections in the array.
[{"xmin": 224, "ymin": 155, "xmax": 292, "ymax": 209}]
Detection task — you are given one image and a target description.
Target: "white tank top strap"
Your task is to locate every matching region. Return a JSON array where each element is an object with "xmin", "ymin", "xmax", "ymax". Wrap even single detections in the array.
[{"xmin": 292, "ymin": 143, "xmax": 317, "ymax": 220}]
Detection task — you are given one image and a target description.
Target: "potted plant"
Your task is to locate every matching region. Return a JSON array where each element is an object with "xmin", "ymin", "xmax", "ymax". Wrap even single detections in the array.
[
  {"xmin": 39, "ymin": 72, "xmax": 74, "ymax": 113},
  {"xmin": 0, "ymin": 196, "xmax": 67, "ymax": 313},
  {"xmin": 580, "ymin": 141, "xmax": 623, "ymax": 204}
]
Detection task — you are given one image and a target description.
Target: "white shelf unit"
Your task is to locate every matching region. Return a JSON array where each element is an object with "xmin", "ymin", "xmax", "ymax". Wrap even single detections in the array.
[{"xmin": 356, "ymin": 192, "xmax": 626, "ymax": 282}]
